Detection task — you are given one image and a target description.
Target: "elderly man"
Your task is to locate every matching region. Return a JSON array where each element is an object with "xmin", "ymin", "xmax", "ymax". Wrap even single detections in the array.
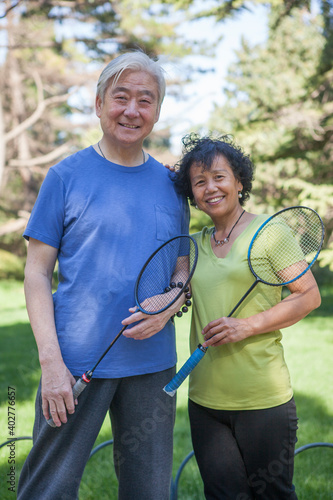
[{"xmin": 18, "ymin": 51, "xmax": 189, "ymax": 500}]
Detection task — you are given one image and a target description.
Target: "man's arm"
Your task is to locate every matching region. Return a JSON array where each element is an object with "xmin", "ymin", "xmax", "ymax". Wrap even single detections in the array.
[
  {"xmin": 121, "ymin": 255, "xmax": 191, "ymax": 339},
  {"xmin": 24, "ymin": 238, "xmax": 77, "ymax": 427}
]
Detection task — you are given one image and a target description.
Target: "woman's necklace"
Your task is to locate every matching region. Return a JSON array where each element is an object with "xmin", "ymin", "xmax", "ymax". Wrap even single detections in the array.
[
  {"xmin": 98, "ymin": 142, "xmax": 146, "ymax": 163},
  {"xmin": 212, "ymin": 209, "xmax": 245, "ymax": 247}
]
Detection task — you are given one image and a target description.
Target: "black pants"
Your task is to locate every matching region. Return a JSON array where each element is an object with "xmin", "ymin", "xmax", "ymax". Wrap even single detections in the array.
[
  {"xmin": 188, "ymin": 398, "xmax": 298, "ymax": 500},
  {"xmin": 18, "ymin": 369, "xmax": 176, "ymax": 500}
]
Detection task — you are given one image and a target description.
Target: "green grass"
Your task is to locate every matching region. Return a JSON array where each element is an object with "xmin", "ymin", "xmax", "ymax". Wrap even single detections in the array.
[{"xmin": 0, "ymin": 281, "xmax": 332, "ymax": 499}]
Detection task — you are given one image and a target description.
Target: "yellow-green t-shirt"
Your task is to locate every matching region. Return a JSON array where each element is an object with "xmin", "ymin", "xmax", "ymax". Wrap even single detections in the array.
[{"xmin": 189, "ymin": 215, "xmax": 293, "ymax": 410}]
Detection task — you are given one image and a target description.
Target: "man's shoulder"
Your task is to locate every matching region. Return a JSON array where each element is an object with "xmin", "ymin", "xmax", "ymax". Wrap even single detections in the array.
[
  {"xmin": 147, "ymin": 155, "xmax": 176, "ymax": 181},
  {"xmin": 49, "ymin": 146, "xmax": 94, "ymax": 183},
  {"xmin": 53, "ymin": 146, "xmax": 92, "ymax": 169}
]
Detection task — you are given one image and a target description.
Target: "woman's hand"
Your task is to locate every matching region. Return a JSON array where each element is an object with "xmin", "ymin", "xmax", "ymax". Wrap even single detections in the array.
[
  {"xmin": 202, "ymin": 271, "xmax": 321, "ymax": 348},
  {"xmin": 164, "ymin": 163, "xmax": 175, "ymax": 172},
  {"xmin": 202, "ymin": 317, "xmax": 254, "ymax": 347}
]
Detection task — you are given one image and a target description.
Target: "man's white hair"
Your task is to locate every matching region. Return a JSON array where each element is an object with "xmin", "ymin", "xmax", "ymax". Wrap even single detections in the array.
[{"xmin": 96, "ymin": 51, "xmax": 166, "ymax": 108}]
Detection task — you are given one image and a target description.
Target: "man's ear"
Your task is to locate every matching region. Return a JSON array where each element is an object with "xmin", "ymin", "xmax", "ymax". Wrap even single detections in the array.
[
  {"xmin": 154, "ymin": 105, "xmax": 161, "ymax": 124},
  {"xmin": 95, "ymin": 95, "xmax": 102, "ymax": 118}
]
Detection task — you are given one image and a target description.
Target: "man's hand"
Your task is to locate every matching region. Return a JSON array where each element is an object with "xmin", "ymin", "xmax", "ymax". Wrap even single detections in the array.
[
  {"xmin": 121, "ymin": 291, "xmax": 186, "ymax": 340},
  {"xmin": 41, "ymin": 360, "xmax": 77, "ymax": 427},
  {"xmin": 121, "ymin": 307, "xmax": 173, "ymax": 340}
]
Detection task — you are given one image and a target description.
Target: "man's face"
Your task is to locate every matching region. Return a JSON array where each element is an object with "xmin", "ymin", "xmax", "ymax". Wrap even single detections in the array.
[{"xmin": 96, "ymin": 70, "xmax": 161, "ymax": 148}]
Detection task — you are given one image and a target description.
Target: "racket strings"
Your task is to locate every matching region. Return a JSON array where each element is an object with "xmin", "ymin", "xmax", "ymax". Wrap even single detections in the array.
[
  {"xmin": 249, "ymin": 208, "xmax": 323, "ymax": 286},
  {"xmin": 136, "ymin": 237, "xmax": 197, "ymax": 314}
]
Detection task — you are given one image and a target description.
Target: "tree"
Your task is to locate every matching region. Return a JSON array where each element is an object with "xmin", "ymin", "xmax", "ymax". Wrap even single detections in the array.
[
  {"xmin": 0, "ymin": 0, "xmax": 199, "ymax": 264},
  {"xmin": 207, "ymin": 5, "xmax": 333, "ymax": 269},
  {"xmin": 2, "ymin": 0, "xmax": 332, "ymax": 271}
]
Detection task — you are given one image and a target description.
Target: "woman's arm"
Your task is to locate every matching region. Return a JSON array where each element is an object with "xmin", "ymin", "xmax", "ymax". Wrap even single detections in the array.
[
  {"xmin": 201, "ymin": 270, "xmax": 321, "ymax": 347},
  {"xmin": 24, "ymin": 238, "xmax": 77, "ymax": 426}
]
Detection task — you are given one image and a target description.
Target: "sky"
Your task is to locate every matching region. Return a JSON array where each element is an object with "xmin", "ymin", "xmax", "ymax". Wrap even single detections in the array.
[
  {"xmin": 158, "ymin": 5, "xmax": 269, "ymax": 153},
  {"xmin": 0, "ymin": 2, "xmax": 269, "ymax": 154}
]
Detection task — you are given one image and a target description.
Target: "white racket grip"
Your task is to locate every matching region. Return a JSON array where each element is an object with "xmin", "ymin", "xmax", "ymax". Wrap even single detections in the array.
[
  {"xmin": 72, "ymin": 377, "xmax": 89, "ymax": 399},
  {"xmin": 46, "ymin": 377, "xmax": 89, "ymax": 427},
  {"xmin": 163, "ymin": 345, "xmax": 207, "ymax": 397},
  {"xmin": 47, "ymin": 416, "xmax": 57, "ymax": 428}
]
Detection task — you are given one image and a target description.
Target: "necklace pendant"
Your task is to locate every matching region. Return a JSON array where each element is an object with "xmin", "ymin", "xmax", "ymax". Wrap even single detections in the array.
[{"xmin": 212, "ymin": 210, "xmax": 245, "ymax": 249}]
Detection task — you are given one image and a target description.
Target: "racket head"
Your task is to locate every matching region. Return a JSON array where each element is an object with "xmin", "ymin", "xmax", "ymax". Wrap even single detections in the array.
[
  {"xmin": 248, "ymin": 206, "xmax": 324, "ymax": 287},
  {"xmin": 135, "ymin": 235, "xmax": 198, "ymax": 315}
]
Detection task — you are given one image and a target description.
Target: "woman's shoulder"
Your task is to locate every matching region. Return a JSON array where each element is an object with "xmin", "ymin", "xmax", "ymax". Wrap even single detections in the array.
[{"xmin": 191, "ymin": 227, "xmax": 214, "ymax": 244}]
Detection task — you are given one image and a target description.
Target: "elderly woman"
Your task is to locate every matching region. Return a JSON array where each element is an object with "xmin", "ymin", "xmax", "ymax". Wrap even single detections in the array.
[
  {"xmin": 173, "ymin": 133, "xmax": 321, "ymax": 500},
  {"xmin": 18, "ymin": 52, "xmax": 189, "ymax": 500}
]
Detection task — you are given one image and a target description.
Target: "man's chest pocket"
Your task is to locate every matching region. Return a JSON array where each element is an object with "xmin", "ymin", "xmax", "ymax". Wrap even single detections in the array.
[{"xmin": 155, "ymin": 204, "xmax": 181, "ymax": 242}]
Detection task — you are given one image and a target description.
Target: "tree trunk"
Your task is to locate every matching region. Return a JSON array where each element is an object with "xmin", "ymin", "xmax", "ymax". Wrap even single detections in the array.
[
  {"xmin": 0, "ymin": 95, "xmax": 5, "ymax": 190},
  {"xmin": 7, "ymin": 8, "xmax": 32, "ymax": 187}
]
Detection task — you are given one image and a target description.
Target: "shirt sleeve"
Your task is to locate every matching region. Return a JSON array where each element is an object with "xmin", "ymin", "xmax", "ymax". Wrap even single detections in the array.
[
  {"xmin": 23, "ymin": 168, "xmax": 65, "ymax": 249},
  {"xmin": 180, "ymin": 195, "xmax": 190, "ymax": 235},
  {"xmin": 250, "ymin": 220, "xmax": 306, "ymax": 285}
]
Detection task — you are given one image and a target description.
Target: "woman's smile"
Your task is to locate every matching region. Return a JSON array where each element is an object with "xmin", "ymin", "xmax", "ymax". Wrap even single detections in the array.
[
  {"xmin": 206, "ymin": 195, "xmax": 225, "ymax": 205},
  {"xmin": 190, "ymin": 155, "xmax": 243, "ymax": 218}
]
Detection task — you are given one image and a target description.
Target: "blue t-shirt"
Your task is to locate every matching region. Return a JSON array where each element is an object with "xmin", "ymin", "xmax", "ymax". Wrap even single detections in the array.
[{"xmin": 24, "ymin": 146, "xmax": 189, "ymax": 378}]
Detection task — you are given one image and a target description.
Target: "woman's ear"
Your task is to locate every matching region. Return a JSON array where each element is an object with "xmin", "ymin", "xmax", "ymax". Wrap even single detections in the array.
[{"xmin": 237, "ymin": 179, "xmax": 243, "ymax": 195}]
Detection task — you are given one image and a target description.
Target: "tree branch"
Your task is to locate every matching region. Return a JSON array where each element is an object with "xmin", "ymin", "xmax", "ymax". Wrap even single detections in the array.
[
  {"xmin": 8, "ymin": 143, "xmax": 71, "ymax": 168},
  {"xmin": 0, "ymin": 1, "xmax": 22, "ymax": 20},
  {"xmin": 0, "ymin": 212, "xmax": 30, "ymax": 237},
  {"xmin": 4, "ymin": 92, "xmax": 73, "ymax": 144}
]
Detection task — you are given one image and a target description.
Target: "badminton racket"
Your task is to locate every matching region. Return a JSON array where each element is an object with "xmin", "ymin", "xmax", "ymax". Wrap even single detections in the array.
[
  {"xmin": 164, "ymin": 206, "xmax": 324, "ymax": 396},
  {"xmin": 48, "ymin": 235, "xmax": 198, "ymax": 426}
]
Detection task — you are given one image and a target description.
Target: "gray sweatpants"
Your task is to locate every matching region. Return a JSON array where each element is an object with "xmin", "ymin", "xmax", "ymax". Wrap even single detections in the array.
[{"xmin": 17, "ymin": 367, "xmax": 176, "ymax": 500}]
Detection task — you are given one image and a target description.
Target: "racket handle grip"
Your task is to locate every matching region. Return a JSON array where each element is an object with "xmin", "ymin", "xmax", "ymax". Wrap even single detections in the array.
[
  {"xmin": 46, "ymin": 376, "xmax": 90, "ymax": 427},
  {"xmin": 72, "ymin": 377, "xmax": 89, "ymax": 399},
  {"xmin": 163, "ymin": 345, "xmax": 207, "ymax": 397}
]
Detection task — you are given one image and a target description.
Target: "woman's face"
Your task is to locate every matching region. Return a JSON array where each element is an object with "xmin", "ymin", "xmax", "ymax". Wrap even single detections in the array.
[
  {"xmin": 189, "ymin": 155, "xmax": 243, "ymax": 219},
  {"xmin": 95, "ymin": 70, "xmax": 160, "ymax": 148}
]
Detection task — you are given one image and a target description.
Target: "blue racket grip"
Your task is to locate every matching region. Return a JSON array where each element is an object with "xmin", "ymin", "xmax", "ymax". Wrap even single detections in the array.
[
  {"xmin": 163, "ymin": 345, "xmax": 207, "ymax": 397},
  {"xmin": 47, "ymin": 377, "xmax": 89, "ymax": 427}
]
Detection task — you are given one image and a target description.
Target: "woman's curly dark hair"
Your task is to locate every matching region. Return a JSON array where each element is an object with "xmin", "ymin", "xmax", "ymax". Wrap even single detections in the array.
[{"xmin": 173, "ymin": 133, "xmax": 255, "ymax": 207}]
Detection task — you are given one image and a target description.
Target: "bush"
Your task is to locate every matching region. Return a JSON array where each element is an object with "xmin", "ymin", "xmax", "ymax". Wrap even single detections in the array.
[{"xmin": 0, "ymin": 249, "xmax": 25, "ymax": 280}]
